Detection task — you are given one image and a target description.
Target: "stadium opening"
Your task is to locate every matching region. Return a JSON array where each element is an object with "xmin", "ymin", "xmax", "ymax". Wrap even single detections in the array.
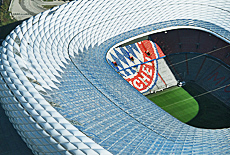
[{"xmin": 107, "ymin": 29, "xmax": 230, "ymax": 129}]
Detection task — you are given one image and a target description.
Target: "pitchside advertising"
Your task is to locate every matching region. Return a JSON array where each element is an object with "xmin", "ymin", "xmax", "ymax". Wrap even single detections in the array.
[{"xmin": 108, "ymin": 40, "xmax": 165, "ymax": 93}]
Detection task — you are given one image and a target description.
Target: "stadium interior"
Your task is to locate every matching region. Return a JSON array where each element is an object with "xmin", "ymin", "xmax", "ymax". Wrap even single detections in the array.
[
  {"xmin": 151, "ymin": 28, "xmax": 230, "ymax": 129},
  {"xmin": 107, "ymin": 28, "xmax": 230, "ymax": 129},
  {"xmin": 1, "ymin": 1, "xmax": 230, "ymax": 154}
]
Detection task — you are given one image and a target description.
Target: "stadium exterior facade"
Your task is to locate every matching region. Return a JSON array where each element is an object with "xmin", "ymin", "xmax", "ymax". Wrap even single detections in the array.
[{"xmin": 0, "ymin": 0, "xmax": 230, "ymax": 154}]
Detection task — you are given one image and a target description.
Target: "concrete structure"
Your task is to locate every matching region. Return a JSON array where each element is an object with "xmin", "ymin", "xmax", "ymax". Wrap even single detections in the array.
[{"xmin": 9, "ymin": 0, "xmax": 65, "ymax": 21}]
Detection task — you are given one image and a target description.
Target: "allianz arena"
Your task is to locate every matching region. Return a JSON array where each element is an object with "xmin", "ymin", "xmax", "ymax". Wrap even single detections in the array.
[{"xmin": 1, "ymin": 0, "xmax": 230, "ymax": 154}]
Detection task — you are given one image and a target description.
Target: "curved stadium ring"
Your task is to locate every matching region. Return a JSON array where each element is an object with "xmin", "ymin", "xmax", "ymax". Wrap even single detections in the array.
[{"xmin": 0, "ymin": 0, "xmax": 230, "ymax": 154}]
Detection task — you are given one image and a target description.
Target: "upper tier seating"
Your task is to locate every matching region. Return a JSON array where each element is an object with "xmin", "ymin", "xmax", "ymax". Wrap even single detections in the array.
[{"xmin": 166, "ymin": 53, "xmax": 230, "ymax": 107}]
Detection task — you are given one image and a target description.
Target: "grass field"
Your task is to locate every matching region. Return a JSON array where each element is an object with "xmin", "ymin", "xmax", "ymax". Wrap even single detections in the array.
[{"xmin": 146, "ymin": 86, "xmax": 199, "ymax": 123}]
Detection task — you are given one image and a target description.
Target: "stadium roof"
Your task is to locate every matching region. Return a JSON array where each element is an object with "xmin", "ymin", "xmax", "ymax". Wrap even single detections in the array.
[{"xmin": 0, "ymin": 0, "xmax": 230, "ymax": 154}]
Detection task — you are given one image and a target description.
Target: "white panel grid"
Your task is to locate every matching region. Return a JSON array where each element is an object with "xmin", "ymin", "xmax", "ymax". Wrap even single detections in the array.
[{"xmin": 0, "ymin": 0, "xmax": 230, "ymax": 154}]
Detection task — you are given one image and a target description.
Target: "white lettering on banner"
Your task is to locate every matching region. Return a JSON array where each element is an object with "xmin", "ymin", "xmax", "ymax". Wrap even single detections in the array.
[
  {"xmin": 141, "ymin": 72, "xmax": 150, "ymax": 82},
  {"xmin": 142, "ymin": 65, "xmax": 153, "ymax": 76},
  {"xmin": 133, "ymin": 79, "xmax": 143, "ymax": 89}
]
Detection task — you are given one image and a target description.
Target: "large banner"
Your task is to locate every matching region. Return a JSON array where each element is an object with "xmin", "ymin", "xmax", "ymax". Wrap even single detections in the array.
[{"xmin": 107, "ymin": 40, "xmax": 165, "ymax": 93}]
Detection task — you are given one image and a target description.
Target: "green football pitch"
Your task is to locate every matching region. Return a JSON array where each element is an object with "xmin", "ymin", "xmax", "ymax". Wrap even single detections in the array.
[{"xmin": 146, "ymin": 86, "xmax": 199, "ymax": 123}]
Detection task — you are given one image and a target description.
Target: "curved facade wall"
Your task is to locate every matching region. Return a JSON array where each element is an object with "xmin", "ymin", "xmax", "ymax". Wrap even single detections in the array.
[{"xmin": 0, "ymin": 0, "xmax": 230, "ymax": 154}]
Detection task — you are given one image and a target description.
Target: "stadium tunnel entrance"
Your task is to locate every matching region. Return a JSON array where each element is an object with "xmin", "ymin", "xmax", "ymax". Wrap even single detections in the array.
[{"xmin": 107, "ymin": 28, "xmax": 230, "ymax": 129}]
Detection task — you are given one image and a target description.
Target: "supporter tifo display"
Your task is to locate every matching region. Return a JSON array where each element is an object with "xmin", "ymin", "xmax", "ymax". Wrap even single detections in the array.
[{"xmin": 107, "ymin": 40, "xmax": 177, "ymax": 94}]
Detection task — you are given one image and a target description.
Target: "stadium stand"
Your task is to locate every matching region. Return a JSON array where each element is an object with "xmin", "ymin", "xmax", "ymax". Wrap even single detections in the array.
[
  {"xmin": 166, "ymin": 53, "xmax": 230, "ymax": 107},
  {"xmin": 156, "ymin": 59, "xmax": 177, "ymax": 89},
  {"xmin": 0, "ymin": 0, "xmax": 230, "ymax": 154},
  {"xmin": 151, "ymin": 29, "xmax": 230, "ymax": 66}
]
